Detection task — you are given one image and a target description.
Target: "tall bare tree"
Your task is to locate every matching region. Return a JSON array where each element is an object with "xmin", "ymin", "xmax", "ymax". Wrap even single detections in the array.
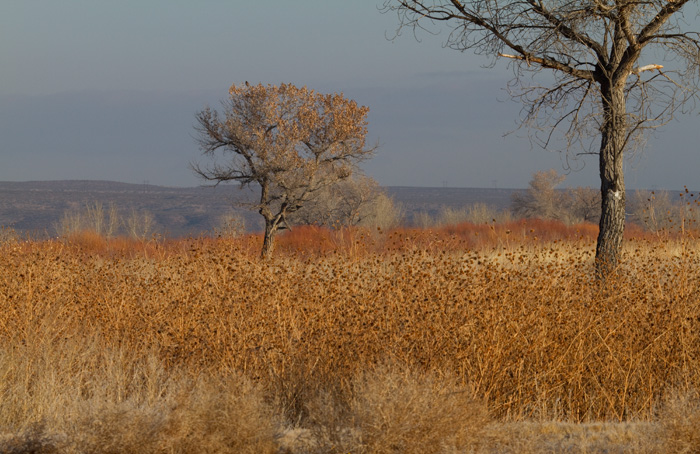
[
  {"xmin": 383, "ymin": 0, "xmax": 700, "ymax": 275},
  {"xmin": 192, "ymin": 83, "xmax": 376, "ymax": 258}
]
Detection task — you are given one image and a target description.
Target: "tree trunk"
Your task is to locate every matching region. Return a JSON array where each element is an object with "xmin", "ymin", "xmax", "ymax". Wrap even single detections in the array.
[
  {"xmin": 261, "ymin": 219, "xmax": 278, "ymax": 259},
  {"xmin": 595, "ymin": 83, "xmax": 627, "ymax": 277}
]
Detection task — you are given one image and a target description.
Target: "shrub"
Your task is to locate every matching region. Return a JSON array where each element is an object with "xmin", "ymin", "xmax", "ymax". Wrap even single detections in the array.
[{"xmin": 308, "ymin": 364, "xmax": 489, "ymax": 454}]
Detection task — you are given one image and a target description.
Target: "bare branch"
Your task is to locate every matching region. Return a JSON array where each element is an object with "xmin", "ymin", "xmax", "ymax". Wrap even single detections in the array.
[{"xmin": 384, "ymin": 0, "xmax": 700, "ymax": 272}]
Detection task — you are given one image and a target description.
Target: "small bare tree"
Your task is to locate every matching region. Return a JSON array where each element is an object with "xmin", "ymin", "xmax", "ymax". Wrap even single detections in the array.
[
  {"xmin": 193, "ymin": 83, "xmax": 376, "ymax": 258},
  {"xmin": 214, "ymin": 210, "xmax": 246, "ymax": 239},
  {"xmin": 412, "ymin": 203, "xmax": 509, "ymax": 227},
  {"xmin": 0, "ymin": 226, "xmax": 19, "ymax": 245},
  {"xmin": 55, "ymin": 201, "xmax": 120, "ymax": 238},
  {"xmin": 512, "ymin": 169, "xmax": 601, "ymax": 223},
  {"xmin": 368, "ymin": 191, "xmax": 404, "ymax": 230},
  {"xmin": 85, "ymin": 201, "xmax": 120, "ymax": 238},
  {"xmin": 125, "ymin": 208, "xmax": 157, "ymax": 241},
  {"xmin": 512, "ymin": 169, "xmax": 568, "ymax": 221},
  {"xmin": 630, "ymin": 189, "xmax": 700, "ymax": 232},
  {"xmin": 332, "ymin": 174, "xmax": 385, "ymax": 227},
  {"xmin": 465, "ymin": 202, "xmax": 511, "ymax": 225},
  {"xmin": 291, "ymin": 173, "xmax": 402, "ymax": 229},
  {"xmin": 384, "ymin": 0, "xmax": 700, "ymax": 275},
  {"xmin": 413, "ymin": 211, "xmax": 437, "ymax": 229},
  {"xmin": 569, "ymin": 186, "xmax": 601, "ymax": 224},
  {"xmin": 55, "ymin": 208, "xmax": 83, "ymax": 237}
]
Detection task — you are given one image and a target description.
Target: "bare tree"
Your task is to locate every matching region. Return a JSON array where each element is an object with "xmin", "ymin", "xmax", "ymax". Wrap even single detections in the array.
[
  {"xmin": 630, "ymin": 188, "xmax": 700, "ymax": 232},
  {"xmin": 412, "ymin": 203, "xmax": 510, "ymax": 227},
  {"xmin": 192, "ymin": 83, "xmax": 376, "ymax": 258},
  {"xmin": 55, "ymin": 208, "xmax": 83, "ymax": 237},
  {"xmin": 291, "ymin": 173, "xmax": 403, "ymax": 229},
  {"xmin": 513, "ymin": 169, "xmax": 601, "ymax": 223},
  {"xmin": 85, "ymin": 201, "xmax": 120, "ymax": 238},
  {"xmin": 0, "ymin": 226, "xmax": 20, "ymax": 245},
  {"xmin": 126, "ymin": 208, "xmax": 158, "ymax": 241},
  {"xmin": 413, "ymin": 211, "xmax": 437, "ymax": 229},
  {"xmin": 383, "ymin": 0, "xmax": 700, "ymax": 275},
  {"xmin": 368, "ymin": 191, "xmax": 405, "ymax": 230},
  {"xmin": 55, "ymin": 201, "xmax": 120, "ymax": 238},
  {"xmin": 214, "ymin": 210, "xmax": 246, "ymax": 239},
  {"xmin": 333, "ymin": 174, "xmax": 386, "ymax": 227},
  {"xmin": 466, "ymin": 202, "xmax": 512, "ymax": 224},
  {"xmin": 569, "ymin": 186, "xmax": 601, "ymax": 223},
  {"xmin": 512, "ymin": 169, "xmax": 568, "ymax": 221}
]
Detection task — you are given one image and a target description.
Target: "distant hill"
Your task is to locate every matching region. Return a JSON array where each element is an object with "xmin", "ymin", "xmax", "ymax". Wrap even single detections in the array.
[
  {"xmin": 386, "ymin": 186, "xmax": 517, "ymax": 214},
  {"xmin": 0, "ymin": 180, "xmax": 519, "ymax": 237}
]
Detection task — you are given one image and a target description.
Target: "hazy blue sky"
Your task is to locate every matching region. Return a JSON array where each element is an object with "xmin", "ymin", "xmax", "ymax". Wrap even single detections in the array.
[{"xmin": 2, "ymin": 1, "xmax": 698, "ymax": 189}]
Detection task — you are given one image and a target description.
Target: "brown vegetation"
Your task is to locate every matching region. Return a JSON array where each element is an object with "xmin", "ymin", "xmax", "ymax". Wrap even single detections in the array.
[
  {"xmin": 192, "ymin": 82, "xmax": 375, "ymax": 258},
  {"xmin": 1, "ymin": 223, "xmax": 700, "ymax": 452}
]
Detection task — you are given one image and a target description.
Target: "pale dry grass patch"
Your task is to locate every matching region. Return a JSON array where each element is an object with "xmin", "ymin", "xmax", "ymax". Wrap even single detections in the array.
[
  {"xmin": 306, "ymin": 364, "xmax": 489, "ymax": 454},
  {"xmin": 657, "ymin": 391, "xmax": 700, "ymax": 454},
  {"xmin": 0, "ymin": 334, "xmax": 277, "ymax": 454},
  {"xmin": 480, "ymin": 421, "xmax": 661, "ymax": 454}
]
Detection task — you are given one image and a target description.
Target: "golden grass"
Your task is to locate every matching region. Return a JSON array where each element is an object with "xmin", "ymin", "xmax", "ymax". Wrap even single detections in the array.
[{"xmin": 1, "ymin": 224, "xmax": 700, "ymax": 452}]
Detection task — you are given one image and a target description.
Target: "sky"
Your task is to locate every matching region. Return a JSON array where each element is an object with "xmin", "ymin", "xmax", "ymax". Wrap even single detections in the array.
[{"xmin": 1, "ymin": 1, "xmax": 698, "ymax": 189}]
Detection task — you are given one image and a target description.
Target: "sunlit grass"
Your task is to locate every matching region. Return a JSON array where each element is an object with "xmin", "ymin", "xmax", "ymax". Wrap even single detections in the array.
[{"xmin": 1, "ymin": 222, "xmax": 700, "ymax": 452}]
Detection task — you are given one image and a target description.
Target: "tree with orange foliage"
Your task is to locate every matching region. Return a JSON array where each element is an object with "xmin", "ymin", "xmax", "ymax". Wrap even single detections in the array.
[{"xmin": 192, "ymin": 83, "xmax": 376, "ymax": 258}]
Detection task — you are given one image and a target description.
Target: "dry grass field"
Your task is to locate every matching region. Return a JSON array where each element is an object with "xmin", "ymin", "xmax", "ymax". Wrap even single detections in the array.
[{"xmin": 1, "ymin": 220, "xmax": 699, "ymax": 453}]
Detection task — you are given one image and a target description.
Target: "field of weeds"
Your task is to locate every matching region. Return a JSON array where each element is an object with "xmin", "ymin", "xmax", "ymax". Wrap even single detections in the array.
[{"xmin": 1, "ymin": 220, "xmax": 700, "ymax": 453}]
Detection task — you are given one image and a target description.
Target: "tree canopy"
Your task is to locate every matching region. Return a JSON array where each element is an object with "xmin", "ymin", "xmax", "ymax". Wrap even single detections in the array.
[{"xmin": 193, "ymin": 83, "xmax": 375, "ymax": 258}]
